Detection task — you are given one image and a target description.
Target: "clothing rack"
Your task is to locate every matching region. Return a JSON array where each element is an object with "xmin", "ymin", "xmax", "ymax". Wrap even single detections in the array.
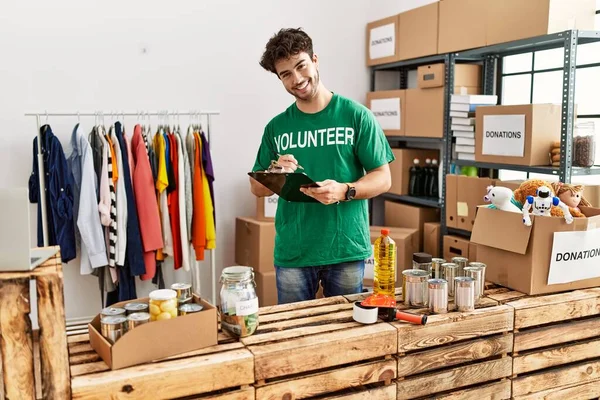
[{"xmin": 25, "ymin": 110, "xmax": 220, "ymax": 306}]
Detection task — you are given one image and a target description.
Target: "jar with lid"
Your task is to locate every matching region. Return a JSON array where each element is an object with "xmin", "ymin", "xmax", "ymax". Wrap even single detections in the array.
[
  {"xmin": 573, "ymin": 121, "xmax": 596, "ymax": 167},
  {"xmin": 220, "ymin": 266, "xmax": 259, "ymax": 338},
  {"xmin": 412, "ymin": 252, "xmax": 433, "ymax": 277},
  {"xmin": 149, "ymin": 289, "xmax": 178, "ymax": 321}
]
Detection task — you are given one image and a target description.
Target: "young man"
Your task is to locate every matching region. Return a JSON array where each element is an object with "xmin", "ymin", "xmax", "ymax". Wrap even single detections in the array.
[{"xmin": 250, "ymin": 28, "xmax": 394, "ymax": 304}]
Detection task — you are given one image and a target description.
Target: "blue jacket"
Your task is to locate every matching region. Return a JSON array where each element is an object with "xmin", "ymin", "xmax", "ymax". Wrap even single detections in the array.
[{"xmin": 29, "ymin": 125, "xmax": 77, "ymax": 263}]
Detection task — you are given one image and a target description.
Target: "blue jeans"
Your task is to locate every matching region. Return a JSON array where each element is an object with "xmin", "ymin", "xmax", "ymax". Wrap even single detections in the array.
[{"xmin": 275, "ymin": 260, "xmax": 365, "ymax": 304}]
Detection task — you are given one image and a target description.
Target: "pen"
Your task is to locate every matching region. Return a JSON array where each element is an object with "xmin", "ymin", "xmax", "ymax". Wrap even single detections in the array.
[{"xmin": 276, "ymin": 153, "xmax": 304, "ymax": 170}]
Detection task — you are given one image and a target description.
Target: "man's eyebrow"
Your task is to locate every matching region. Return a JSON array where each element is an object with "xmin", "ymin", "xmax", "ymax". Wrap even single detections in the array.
[{"xmin": 279, "ymin": 59, "xmax": 305, "ymax": 76}]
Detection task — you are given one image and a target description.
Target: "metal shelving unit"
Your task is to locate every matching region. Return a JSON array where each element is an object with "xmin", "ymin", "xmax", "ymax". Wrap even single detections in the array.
[
  {"xmin": 370, "ymin": 29, "xmax": 600, "ymax": 247},
  {"xmin": 381, "ymin": 193, "xmax": 442, "ymax": 209}
]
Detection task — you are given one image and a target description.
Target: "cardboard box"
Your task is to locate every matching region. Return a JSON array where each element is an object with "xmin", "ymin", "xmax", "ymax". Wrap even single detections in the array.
[
  {"xmin": 486, "ymin": 0, "xmax": 596, "ymax": 46},
  {"xmin": 495, "ymin": 179, "xmax": 525, "ymax": 192},
  {"xmin": 384, "ymin": 201, "xmax": 440, "ymax": 250},
  {"xmin": 471, "ymin": 206, "xmax": 600, "ymax": 295},
  {"xmin": 417, "ymin": 63, "xmax": 482, "ymax": 90},
  {"xmin": 235, "ymin": 217, "xmax": 275, "ymax": 272},
  {"xmin": 582, "ymin": 185, "xmax": 600, "ymax": 208},
  {"xmin": 389, "ymin": 148, "xmax": 440, "ymax": 196},
  {"xmin": 89, "ymin": 296, "xmax": 217, "ymax": 370},
  {"xmin": 456, "ymin": 175, "xmax": 495, "ymax": 232},
  {"xmin": 368, "ymin": 226, "xmax": 419, "ymax": 276},
  {"xmin": 475, "ymin": 104, "xmax": 561, "ymax": 166},
  {"xmin": 423, "ymin": 222, "xmax": 441, "ymax": 258},
  {"xmin": 398, "ymin": 2, "xmax": 438, "ymax": 61},
  {"xmin": 445, "ymin": 174, "xmax": 458, "ymax": 228},
  {"xmin": 443, "ymin": 235, "xmax": 471, "ymax": 261},
  {"xmin": 438, "ymin": 0, "xmax": 487, "ymax": 54},
  {"xmin": 469, "ymin": 242, "xmax": 478, "ymax": 262},
  {"xmin": 366, "ymin": 15, "xmax": 400, "ymax": 66},
  {"xmin": 255, "ymin": 271, "xmax": 277, "ymax": 306},
  {"xmin": 366, "ymin": 90, "xmax": 406, "ymax": 136},
  {"xmin": 405, "ymin": 87, "xmax": 444, "ymax": 138},
  {"xmin": 256, "ymin": 194, "xmax": 278, "ymax": 221}
]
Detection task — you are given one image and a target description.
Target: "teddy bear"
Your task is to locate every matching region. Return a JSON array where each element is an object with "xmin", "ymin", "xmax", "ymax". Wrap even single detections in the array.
[{"xmin": 513, "ymin": 179, "xmax": 565, "ymax": 217}]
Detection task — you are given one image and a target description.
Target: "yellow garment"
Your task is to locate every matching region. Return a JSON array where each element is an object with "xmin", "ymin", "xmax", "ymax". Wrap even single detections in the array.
[
  {"xmin": 154, "ymin": 133, "xmax": 169, "ymax": 261},
  {"xmin": 197, "ymin": 133, "xmax": 216, "ymax": 249}
]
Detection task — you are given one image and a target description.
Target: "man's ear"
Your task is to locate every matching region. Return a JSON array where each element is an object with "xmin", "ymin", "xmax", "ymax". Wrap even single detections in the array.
[{"xmin": 312, "ymin": 53, "xmax": 319, "ymax": 64}]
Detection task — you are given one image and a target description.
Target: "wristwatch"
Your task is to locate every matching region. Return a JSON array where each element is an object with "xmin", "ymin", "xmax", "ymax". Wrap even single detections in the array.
[{"xmin": 345, "ymin": 183, "xmax": 356, "ymax": 201}]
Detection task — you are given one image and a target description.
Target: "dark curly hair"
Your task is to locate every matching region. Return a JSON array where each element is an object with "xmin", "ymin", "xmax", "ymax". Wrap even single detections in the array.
[{"xmin": 259, "ymin": 28, "xmax": 314, "ymax": 75}]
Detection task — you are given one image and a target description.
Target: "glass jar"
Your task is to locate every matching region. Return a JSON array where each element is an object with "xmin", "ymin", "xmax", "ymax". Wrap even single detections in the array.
[
  {"xmin": 573, "ymin": 121, "xmax": 596, "ymax": 167},
  {"xmin": 149, "ymin": 289, "xmax": 178, "ymax": 321},
  {"xmin": 412, "ymin": 252, "xmax": 433, "ymax": 277},
  {"xmin": 220, "ymin": 266, "xmax": 259, "ymax": 338}
]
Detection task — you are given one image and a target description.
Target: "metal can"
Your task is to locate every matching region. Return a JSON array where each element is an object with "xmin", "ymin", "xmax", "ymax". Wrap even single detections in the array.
[
  {"xmin": 441, "ymin": 263, "xmax": 459, "ymax": 296},
  {"xmin": 100, "ymin": 316, "xmax": 127, "ymax": 344},
  {"xmin": 171, "ymin": 282, "xmax": 193, "ymax": 304},
  {"xmin": 468, "ymin": 262, "xmax": 487, "ymax": 299},
  {"xmin": 101, "ymin": 307, "xmax": 126, "ymax": 318},
  {"xmin": 455, "ymin": 277, "xmax": 475, "ymax": 312},
  {"xmin": 127, "ymin": 312, "xmax": 150, "ymax": 330},
  {"xmin": 428, "ymin": 279, "xmax": 448, "ymax": 314},
  {"xmin": 431, "ymin": 258, "xmax": 446, "ymax": 279},
  {"xmin": 179, "ymin": 303, "xmax": 204, "ymax": 316},
  {"xmin": 124, "ymin": 302, "xmax": 149, "ymax": 315},
  {"xmin": 451, "ymin": 256, "xmax": 469, "ymax": 277},
  {"xmin": 464, "ymin": 266, "xmax": 485, "ymax": 302},
  {"xmin": 402, "ymin": 269, "xmax": 429, "ymax": 308}
]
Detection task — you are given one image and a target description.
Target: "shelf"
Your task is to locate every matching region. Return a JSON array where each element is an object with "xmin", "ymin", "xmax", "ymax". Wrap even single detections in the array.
[
  {"xmin": 371, "ymin": 54, "xmax": 446, "ymax": 71},
  {"xmin": 381, "ymin": 193, "xmax": 442, "ymax": 208},
  {"xmin": 385, "ymin": 136, "xmax": 444, "ymax": 144},
  {"xmin": 447, "ymin": 227, "xmax": 472, "ymax": 238},
  {"xmin": 452, "ymin": 159, "xmax": 600, "ymax": 176},
  {"xmin": 455, "ymin": 29, "xmax": 600, "ymax": 60}
]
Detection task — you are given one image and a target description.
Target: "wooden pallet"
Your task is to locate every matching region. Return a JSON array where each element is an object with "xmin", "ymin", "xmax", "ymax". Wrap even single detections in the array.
[
  {"xmin": 240, "ymin": 296, "xmax": 397, "ymax": 399},
  {"xmin": 483, "ymin": 283, "xmax": 528, "ymax": 305},
  {"xmin": 68, "ymin": 329, "xmax": 255, "ymax": 399},
  {"xmin": 507, "ymin": 288, "xmax": 600, "ymax": 399}
]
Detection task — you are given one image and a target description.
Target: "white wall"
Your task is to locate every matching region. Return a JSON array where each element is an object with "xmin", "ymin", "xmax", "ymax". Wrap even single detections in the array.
[{"xmin": 0, "ymin": 0, "xmax": 434, "ymax": 322}]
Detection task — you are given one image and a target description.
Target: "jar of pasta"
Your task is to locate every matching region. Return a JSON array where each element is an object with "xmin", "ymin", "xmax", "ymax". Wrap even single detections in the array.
[
  {"xmin": 149, "ymin": 289, "xmax": 178, "ymax": 321},
  {"xmin": 219, "ymin": 266, "xmax": 259, "ymax": 338}
]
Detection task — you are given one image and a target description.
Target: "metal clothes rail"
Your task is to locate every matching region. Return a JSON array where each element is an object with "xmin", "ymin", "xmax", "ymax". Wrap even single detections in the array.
[{"xmin": 24, "ymin": 110, "xmax": 220, "ymax": 305}]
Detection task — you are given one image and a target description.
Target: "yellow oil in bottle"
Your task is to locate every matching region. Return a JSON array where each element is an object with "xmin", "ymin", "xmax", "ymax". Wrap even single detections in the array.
[{"xmin": 373, "ymin": 229, "xmax": 396, "ymax": 296}]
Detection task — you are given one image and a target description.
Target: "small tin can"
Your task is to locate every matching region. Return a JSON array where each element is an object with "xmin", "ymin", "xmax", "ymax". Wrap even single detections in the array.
[
  {"xmin": 171, "ymin": 283, "xmax": 193, "ymax": 304},
  {"xmin": 127, "ymin": 312, "xmax": 150, "ymax": 330},
  {"xmin": 101, "ymin": 307, "xmax": 126, "ymax": 318},
  {"xmin": 464, "ymin": 266, "xmax": 485, "ymax": 302},
  {"xmin": 402, "ymin": 269, "xmax": 429, "ymax": 308},
  {"xmin": 428, "ymin": 279, "xmax": 448, "ymax": 314},
  {"xmin": 455, "ymin": 277, "xmax": 475, "ymax": 312},
  {"xmin": 468, "ymin": 262, "xmax": 487, "ymax": 299},
  {"xmin": 441, "ymin": 263, "xmax": 459, "ymax": 296},
  {"xmin": 100, "ymin": 316, "xmax": 127, "ymax": 344},
  {"xmin": 124, "ymin": 302, "xmax": 149, "ymax": 315},
  {"xmin": 451, "ymin": 256, "xmax": 469, "ymax": 277},
  {"xmin": 179, "ymin": 303, "xmax": 204, "ymax": 316},
  {"xmin": 431, "ymin": 258, "xmax": 446, "ymax": 279}
]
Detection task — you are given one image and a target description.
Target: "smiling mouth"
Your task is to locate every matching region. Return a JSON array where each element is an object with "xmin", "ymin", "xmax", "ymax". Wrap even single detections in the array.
[{"xmin": 296, "ymin": 80, "xmax": 309, "ymax": 91}]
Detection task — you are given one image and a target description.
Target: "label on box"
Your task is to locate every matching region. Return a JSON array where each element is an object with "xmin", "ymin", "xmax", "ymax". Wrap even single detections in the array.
[
  {"xmin": 369, "ymin": 23, "xmax": 396, "ymax": 60},
  {"xmin": 370, "ymin": 98, "xmax": 401, "ymax": 130},
  {"xmin": 482, "ymin": 114, "xmax": 525, "ymax": 157},
  {"xmin": 264, "ymin": 195, "xmax": 279, "ymax": 218},
  {"xmin": 457, "ymin": 202, "xmax": 469, "ymax": 217},
  {"xmin": 547, "ymin": 229, "xmax": 600, "ymax": 284},
  {"xmin": 235, "ymin": 297, "xmax": 259, "ymax": 316}
]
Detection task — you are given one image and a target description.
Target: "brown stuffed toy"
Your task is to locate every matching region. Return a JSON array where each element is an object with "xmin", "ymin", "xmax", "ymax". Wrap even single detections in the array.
[
  {"xmin": 551, "ymin": 182, "xmax": 590, "ymax": 218},
  {"xmin": 513, "ymin": 179, "xmax": 565, "ymax": 217}
]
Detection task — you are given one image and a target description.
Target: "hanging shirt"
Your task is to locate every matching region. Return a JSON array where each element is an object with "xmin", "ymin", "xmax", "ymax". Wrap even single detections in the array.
[
  {"xmin": 191, "ymin": 132, "xmax": 206, "ymax": 260},
  {"xmin": 67, "ymin": 123, "xmax": 108, "ymax": 274},
  {"xmin": 175, "ymin": 133, "xmax": 190, "ymax": 271},
  {"xmin": 154, "ymin": 131, "xmax": 173, "ymax": 256},
  {"xmin": 132, "ymin": 124, "xmax": 163, "ymax": 280},
  {"xmin": 198, "ymin": 135, "xmax": 216, "ymax": 250},
  {"xmin": 200, "ymin": 131, "xmax": 216, "ymax": 226},
  {"xmin": 29, "ymin": 125, "xmax": 76, "ymax": 263},
  {"xmin": 167, "ymin": 133, "xmax": 183, "ymax": 269},
  {"xmin": 110, "ymin": 126, "xmax": 128, "ymax": 266}
]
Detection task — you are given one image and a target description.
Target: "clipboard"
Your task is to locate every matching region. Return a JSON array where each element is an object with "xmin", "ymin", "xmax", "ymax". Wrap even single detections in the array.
[{"xmin": 248, "ymin": 171, "xmax": 320, "ymax": 203}]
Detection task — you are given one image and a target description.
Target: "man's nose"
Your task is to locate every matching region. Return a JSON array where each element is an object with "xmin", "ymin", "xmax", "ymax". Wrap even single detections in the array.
[{"xmin": 292, "ymin": 71, "xmax": 302, "ymax": 85}]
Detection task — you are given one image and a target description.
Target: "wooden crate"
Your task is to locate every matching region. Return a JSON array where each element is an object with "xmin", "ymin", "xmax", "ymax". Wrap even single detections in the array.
[
  {"xmin": 483, "ymin": 282, "xmax": 527, "ymax": 304},
  {"xmin": 68, "ymin": 328, "xmax": 255, "ymax": 399},
  {"xmin": 508, "ymin": 288, "xmax": 600, "ymax": 399},
  {"xmin": 240, "ymin": 296, "xmax": 397, "ymax": 399}
]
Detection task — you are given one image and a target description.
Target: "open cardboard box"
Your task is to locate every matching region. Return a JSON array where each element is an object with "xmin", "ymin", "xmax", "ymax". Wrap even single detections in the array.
[
  {"xmin": 89, "ymin": 295, "xmax": 218, "ymax": 370},
  {"xmin": 471, "ymin": 206, "xmax": 600, "ymax": 295}
]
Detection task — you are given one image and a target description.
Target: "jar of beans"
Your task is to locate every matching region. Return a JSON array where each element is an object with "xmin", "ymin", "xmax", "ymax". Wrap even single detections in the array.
[{"xmin": 572, "ymin": 121, "xmax": 596, "ymax": 168}]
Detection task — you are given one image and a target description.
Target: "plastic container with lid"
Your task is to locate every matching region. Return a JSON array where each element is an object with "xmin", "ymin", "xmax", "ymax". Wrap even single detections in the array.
[
  {"xmin": 374, "ymin": 228, "xmax": 396, "ymax": 297},
  {"xmin": 220, "ymin": 266, "xmax": 259, "ymax": 338},
  {"xmin": 573, "ymin": 121, "xmax": 596, "ymax": 167},
  {"xmin": 412, "ymin": 252, "xmax": 433, "ymax": 277},
  {"xmin": 148, "ymin": 289, "xmax": 178, "ymax": 321}
]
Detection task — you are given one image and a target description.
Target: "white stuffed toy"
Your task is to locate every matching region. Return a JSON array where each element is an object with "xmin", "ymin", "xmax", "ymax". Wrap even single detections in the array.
[
  {"xmin": 522, "ymin": 186, "xmax": 573, "ymax": 226},
  {"xmin": 484, "ymin": 185, "xmax": 521, "ymax": 213}
]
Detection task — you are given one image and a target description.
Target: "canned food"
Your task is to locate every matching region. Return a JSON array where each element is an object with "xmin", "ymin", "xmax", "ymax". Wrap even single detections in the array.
[
  {"xmin": 428, "ymin": 279, "xmax": 448, "ymax": 314},
  {"xmin": 402, "ymin": 269, "xmax": 429, "ymax": 308},
  {"xmin": 101, "ymin": 316, "xmax": 127, "ymax": 344},
  {"xmin": 171, "ymin": 283, "xmax": 193, "ymax": 304},
  {"xmin": 124, "ymin": 302, "xmax": 149, "ymax": 315},
  {"xmin": 149, "ymin": 289, "xmax": 178, "ymax": 321},
  {"xmin": 179, "ymin": 303, "xmax": 204, "ymax": 315},
  {"xmin": 101, "ymin": 307, "xmax": 126, "ymax": 318},
  {"xmin": 127, "ymin": 312, "xmax": 150, "ymax": 330},
  {"xmin": 455, "ymin": 277, "xmax": 475, "ymax": 312}
]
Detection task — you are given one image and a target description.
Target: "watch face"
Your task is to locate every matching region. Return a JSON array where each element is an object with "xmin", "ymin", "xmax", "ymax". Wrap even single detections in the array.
[{"xmin": 347, "ymin": 187, "xmax": 356, "ymax": 200}]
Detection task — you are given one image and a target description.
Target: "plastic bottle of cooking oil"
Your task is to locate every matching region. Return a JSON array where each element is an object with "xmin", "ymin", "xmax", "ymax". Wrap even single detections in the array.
[{"xmin": 373, "ymin": 228, "xmax": 396, "ymax": 296}]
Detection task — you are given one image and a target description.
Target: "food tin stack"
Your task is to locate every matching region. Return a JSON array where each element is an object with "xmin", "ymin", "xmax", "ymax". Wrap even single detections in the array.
[{"xmin": 172, "ymin": 283, "xmax": 204, "ymax": 316}]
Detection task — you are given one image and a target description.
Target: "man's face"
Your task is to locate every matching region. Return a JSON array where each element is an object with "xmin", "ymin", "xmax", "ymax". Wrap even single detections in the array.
[{"xmin": 274, "ymin": 52, "xmax": 319, "ymax": 102}]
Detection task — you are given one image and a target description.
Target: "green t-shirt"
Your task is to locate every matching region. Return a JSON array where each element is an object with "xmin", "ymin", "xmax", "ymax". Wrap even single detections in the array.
[{"xmin": 252, "ymin": 93, "xmax": 395, "ymax": 268}]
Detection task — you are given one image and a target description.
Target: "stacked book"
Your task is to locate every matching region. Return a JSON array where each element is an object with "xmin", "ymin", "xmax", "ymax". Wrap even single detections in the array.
[{"xmin": 450, "ymin": 94, "xmax": 498, "ymax": 161}]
